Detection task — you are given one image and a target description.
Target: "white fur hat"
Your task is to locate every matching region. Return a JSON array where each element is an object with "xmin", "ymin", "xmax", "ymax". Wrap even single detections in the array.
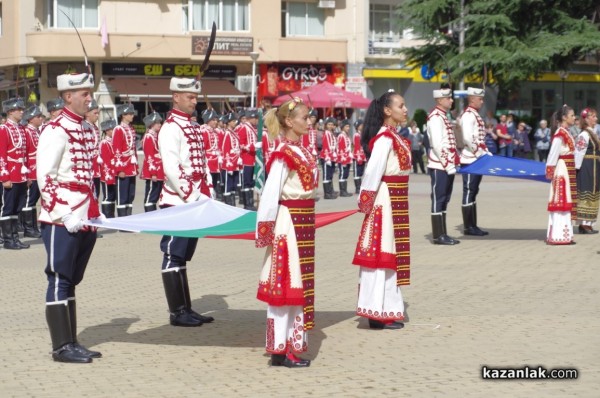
[
  {"xmin": 170, "ymin": 77, "xmax": 202, "ymax": 94},
  {"xmin": 56, "ymin": 73, "xmax": 95, "ymax": 92},
  {"xmin": 433, "ymin": 88, "xmax": 452, "ymax": 99},
  {"xmin": 467, "ymin": 87, "xmax": 485, "ymax": 97}
]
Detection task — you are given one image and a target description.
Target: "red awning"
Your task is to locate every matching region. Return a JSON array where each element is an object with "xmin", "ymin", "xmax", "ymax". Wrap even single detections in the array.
[{"xmin": 104, "ymin": 77, "xmax": 246, "ymax": 101}]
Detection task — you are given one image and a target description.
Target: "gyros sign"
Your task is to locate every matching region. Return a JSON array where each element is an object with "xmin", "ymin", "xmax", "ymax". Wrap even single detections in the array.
[{"xmin": 280, "ymin": 66, "xmax": 328, "ymax": 83}]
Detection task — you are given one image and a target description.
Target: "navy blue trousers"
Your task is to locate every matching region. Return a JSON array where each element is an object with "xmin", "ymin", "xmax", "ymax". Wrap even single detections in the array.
[
  {"xmin": 242, "ymin": 165, "xmax": 254, "ymax": 190},
  {"xmin": 116, "ymin": 176, "xmax": 136, "ymax": 207},
  {"xmin": 462, "ymin": 173, "xmax": 482, "ymax": 205},
  {"xmin": 23, "ymin": 181, "xmax": 40, "ymax": 209},
  {"xmin": 101, "ymin": 182, "xmax": 116, "ymax": 203},
  {"xmin": 0, "ymin": 182, "xmax": 26, "ymax": 219},
  {"xmin": 144, "ymin": 180, "xmax": 163, "ymax": 205},
  {"xmin": 221, "ymin": 170, "xmax": 239, "ymax": 194},
  {"xmin": 320, "ymin": 160, "xmax": 336, "ymax": 183},
  {"xmin": 42, "ymin": 224, "xmax": 97, "ymax": 303},
  {"xmin": 429, "ymin": 169, "xmax": 455, "ymax": 214}
]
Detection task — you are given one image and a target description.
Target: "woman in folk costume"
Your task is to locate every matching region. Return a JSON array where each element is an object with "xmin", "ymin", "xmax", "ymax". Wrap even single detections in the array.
[
  {"xmin": 545, "ymin": 105, "xmax": 577, "ymax": 245},
  {"xmin": 256, "ymin": 98, "xmax": 318, "ymax": 368},
  {"xmin": 574, "ymin": 108, "xmax": 600, "ymax": 234},
  {"xmin": 352, "ymin": 90, "xmax": 411, "ymax": 330}
]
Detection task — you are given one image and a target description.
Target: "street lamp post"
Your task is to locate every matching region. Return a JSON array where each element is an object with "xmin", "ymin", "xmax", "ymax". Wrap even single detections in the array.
[{"xmin": 249, "ymin": 51, "xmax": 259, "ymax": 108}]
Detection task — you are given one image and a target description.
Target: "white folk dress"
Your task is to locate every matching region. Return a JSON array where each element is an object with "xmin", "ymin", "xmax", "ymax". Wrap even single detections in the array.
[
  {"xmin": 545, "ymin": 127, "xmax": 576, "ymax": 244},
  {"xmin": 352, "ymin": 126, "xmax": 411, "ymax": 323},
  {"xmin": 256, "ymin": 140, "xmax": 318, "ymax": 355}
]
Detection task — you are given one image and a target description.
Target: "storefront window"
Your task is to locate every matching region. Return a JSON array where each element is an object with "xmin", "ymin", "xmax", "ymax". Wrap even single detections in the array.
[
  {"xmin": 282, "ymin": 2, "xmax": 324, "ymax": 37},
  {"xmin": 189, "ymin": 0, "xmax": 249, "ymax": 31},
  {"xmin": 48, "ymin": 0, "xmax": 99, "ymax": 29}
]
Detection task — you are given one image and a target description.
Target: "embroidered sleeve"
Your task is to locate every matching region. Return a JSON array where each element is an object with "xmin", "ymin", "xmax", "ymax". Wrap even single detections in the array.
[
  {"xmin": 256, "ymin": 158, "xmax": 288, "ymax": 243},
  {"xmin": 358, "ymin": 190, "xmax": 377, "ymax": 213},
  {"xmin": 545, "ymin": 166, "xmax": 555, "ymax": 180},
  {"xmin": 256, "ymin": 221, "xmax": 276, "ymax": 248}
]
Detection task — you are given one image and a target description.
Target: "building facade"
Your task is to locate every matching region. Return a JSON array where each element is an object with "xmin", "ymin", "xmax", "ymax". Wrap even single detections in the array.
[{"xmin": 0, "ymin": 0, "xmax": 598, "ymax": 126}]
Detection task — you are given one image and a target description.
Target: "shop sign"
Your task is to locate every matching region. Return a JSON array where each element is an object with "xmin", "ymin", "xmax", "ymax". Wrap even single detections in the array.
[
  {"xmin": 258, "ymin": 63, "xmax": 346, "ymax": 98},
  {"xmin": 192, "ymin": 36, "xmax": 253, "ymax": 56},
  {"xmin": 102, "ymin": 63, "xmax": 236, "ymax": 79}
]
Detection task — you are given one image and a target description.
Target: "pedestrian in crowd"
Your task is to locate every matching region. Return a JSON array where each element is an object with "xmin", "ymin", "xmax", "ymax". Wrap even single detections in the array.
[
  {"xmin": 45, "ymin": 98, "xmax": 64, "ymax": 123},
  {"xmin": 397, "ymin": 120, "xmax": 410, "ymax": 138},
  {"xmin": 484, "ymin": 110, "xmax": 498, "ymax": 130},
  {"xmin": 545, "ymin": 104, "xmax": 577, "ymax": 245},
  {"xmin": 221, "ymin": 112, "xmax": 241, "ymax": 207},
  {"xmin": 320, "ymin": 117, "xmax": 338, "ymax": 199},
  {"xmin": 407, "ymin": 120, "xmax": 425, "ymax": 174},
  {"xmin": 496, "ymin": 114, "xmax": 514, "ymax": 157},
  {"xmin": 301, "ymin": 109, "xmax": 319, "ymax": 159},
  {"xmin": 0, "ymin": 97, "xmax": 30, "ymax": 250},
  {"xmin": 140, "ymin": 111, "xmax": 164, "ymax": 212},
  {"xmin": 112, "ymin": 104, "xmax": 138, "ymax": 217},
  {"xmin": 158, "ymin": 77, "xmax": 214, "ymax": 327},
  {"xmin": 21, "ymin": 105, "xmax": 44, "ymax": 239},
  {"xmin": 574, "ymin": 108, "xmax": 600, "ymax": 234},
  {"xmin": 459, "ymin": 87, "xmax": 491, "ymax": 236},
  {"xmin": 427, "ymin": 87, "xmax": 461, "ymax": 245},
  {"xmin": 352, "ymin": 119, "xmax": 366, "ymax": 193},
  {"xmin": 569, "ymin": 116, "xmax": 581, "ymax": 139},
  {"xmin": 83, "ymin": 100, "xmax": 102, "ymax": 203},
  {"xmin": 514, "ymin": 121, "xmax": 532, "ymax": 158},
  {"xmin": 99, "ymin": 120, "xmax": 116, "ymax": 218},
  {"xmin": 257, "ymin": 97, "xmax": 317, "ymax": 367},
  {"xmin": 237, "ymin": 109, "xmax": 260, "ymax": 210},
  {"xmin": 200, "ymin": 109, "xmax": 223, "ymax": 201},
  {"xmin": 534, "ymin": 119, "xmax": 551, "ymax": 162},
  {"xmin": 38, "ymin": 71, "xmax": 102, "ymax": 363},
  {"xmin": 353, "ymin": 90, "xmax": 411, "ymax": 330},
  {"xmin": 336, "ymin": 119, "xmax": 353, "ymax": 197},
  {"xmin": 484, "ymin": 123, "xmax": 498, "ymax": 154}
]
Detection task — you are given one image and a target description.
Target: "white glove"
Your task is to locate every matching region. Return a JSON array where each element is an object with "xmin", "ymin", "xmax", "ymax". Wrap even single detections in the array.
[
  {"xmin": 254, "ymin": 142, "xmax": 262, "ymax": 149},
  {"xmin": 228, "ymin": 171, "xmax": 234, "ymax": 176},
  {"xmin": 326, "ymin": 160, "xmax": 332, "ymax": 167},
  {"xmin": 62, "ymin": 213, "xmax": 84, "ymax": 233},
  {"xmin": 447, "ymin": 167, "xmax": 457, "ymax": 176},
  {"xmin": 96, "ymin": 213, "xmax": 108, "ymax": 222}
]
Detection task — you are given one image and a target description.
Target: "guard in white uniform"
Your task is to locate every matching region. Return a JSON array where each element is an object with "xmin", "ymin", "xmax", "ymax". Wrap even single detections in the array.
[
  {"xmin": 158, "ymin": 77, "xmax": 214, "ymax": 327},
  {"xmin": 459, "ymin": 87, "xmax": 490, "ymax": 236},
  {"xmin": 427, "ymin": 87, "xmax": 461, "ymax": 245},
  {"xmin": 38, "ymin": 72, "xmax": 103, "ymax": 363}
]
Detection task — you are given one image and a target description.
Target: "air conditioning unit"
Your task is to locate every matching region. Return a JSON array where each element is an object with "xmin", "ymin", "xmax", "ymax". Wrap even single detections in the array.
[
  {"xmin": 318, "ymin": 0, "xmax": 335, "ymax": 8},
  {"xmin": 235, "ymin": 75, "xmax": 254, "ymax": 93}
]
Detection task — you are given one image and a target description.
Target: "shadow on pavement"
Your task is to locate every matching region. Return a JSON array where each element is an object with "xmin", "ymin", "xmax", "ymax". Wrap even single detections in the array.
[
  {"xmin": 423, "ymin": 228, "xmax": 547, "ymax": 241},
  {"xmin": 77, "ymin": 294, "xmax": 356, "ymax": 360}
]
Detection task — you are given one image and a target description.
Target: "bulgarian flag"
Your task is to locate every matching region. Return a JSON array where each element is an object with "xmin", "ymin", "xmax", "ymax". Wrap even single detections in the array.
[{"xmin": 85, "ymin": 196, "xmax": 357, "ymax": 239}]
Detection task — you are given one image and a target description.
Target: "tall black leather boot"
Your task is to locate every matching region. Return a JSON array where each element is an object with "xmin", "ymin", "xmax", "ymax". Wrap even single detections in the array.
[
  {"xmin": 32, "ymin": 210, "xmax": 42, "ymax": 235},
  {"xmin": 431, "ymin": 214, "xmax": 458, "ymax": 245},
  {"xmin": 144, "ymin": 204, "xmax": 157, "ymax": 212},
  {"xmin": 472, "ymin": 203, "xmax": 489, "ymax": 235},
  {"xmin": 46, "ymin": 303, "xmax": 91, "ymax": 363},
  {"xmin": 107, "ymin": 202, "xmax": 115, "ymax": 218},
  {"xmin": 126, "ymin": 206, "xmax": 133, "ymax": 216},
  {"xmin": 68, "ymin": 300, "xmax": 102, "ymax": 358},
  {"xmin": 224, "ymin": 194, "xmax": 236, "ymax": 207},
  {"xmin": 180, "ymin": 269, "xmax": 214, "ymax": 323},
  {"xmin": 323, "ymin": 182, "xmax": 337, "ymax": 200},
  {"xmin": 116, "ymin": 207, "xmax": 127, "ymax": 217},
  {"xmin": 162, "ymin": 271, "xmax": 203, "ymax": 327},
  {"xmin": 1, "ymin": 219, "xmax": 20, "ymax": 250},
  {"xmin": 442, "ymin": 212, "xmax": 460, "ymax": 244},
  {"xmin": 339, "ymin": 181, "xmax": 353, "ymax": 197},
  {"xmin": 463, "ymin": 204, "xmax": 486, "ymax": 236},
  {"xmin": 22, "ymin": 209, "xmax": 41, "ymax": 238},
  {"xmin": 354, "ymin": 178, "xmax": 361, "ymax": 194},
  {"xmin": 216, "ymin": 183, "xmax": 224, "ymax": 201},
  {"xmin": 16, "ymin": 212, "xmax": 24, "ymax": 233},
  {"xmin": 11, "ymin": 218, "xmax": 29, "ymax": 249},
  {"xmin": 244, "ymin": 190, "xmax": 257, "ymax": 211}
]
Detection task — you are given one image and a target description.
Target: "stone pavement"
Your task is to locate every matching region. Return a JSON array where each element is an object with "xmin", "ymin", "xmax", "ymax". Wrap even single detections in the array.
[{"xmin": 0, "ymin": 173, "xmax": 597, "ymax": 397}]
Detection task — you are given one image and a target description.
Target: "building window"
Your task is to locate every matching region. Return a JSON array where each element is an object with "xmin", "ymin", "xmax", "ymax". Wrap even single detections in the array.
[
  {"xmin": 48, "ymin": 0, "xmax": 99, "ymax": 29},
  {"xmin": 189, "ymin": 0, "xmax": 249, "ymax": 32},
  {"xmin": 282, "ymin": 2, "xmax": 325, "ymax": 37},
  {"xmin": 368, "ymin": 3, "xmax": 402, "ymax": 55}
]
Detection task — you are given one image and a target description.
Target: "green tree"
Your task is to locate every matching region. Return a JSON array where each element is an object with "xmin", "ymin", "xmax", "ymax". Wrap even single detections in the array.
[{"xmin": 397, "ymin": 0, "xmax": 600, "ymax": 88}]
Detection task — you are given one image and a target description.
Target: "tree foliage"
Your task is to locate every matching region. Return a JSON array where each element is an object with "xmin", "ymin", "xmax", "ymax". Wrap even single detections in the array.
[{"xmin": 397, "ymin": 0, "xmax": 600, "ymax": 87}]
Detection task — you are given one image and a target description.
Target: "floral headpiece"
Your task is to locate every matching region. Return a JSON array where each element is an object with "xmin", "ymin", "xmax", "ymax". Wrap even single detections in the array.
[{"xmin": 288, "ymin": 96, "xmax": 303, "ymax": 111}]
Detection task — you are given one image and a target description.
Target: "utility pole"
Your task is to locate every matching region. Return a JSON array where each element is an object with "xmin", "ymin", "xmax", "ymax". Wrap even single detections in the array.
[{"xmin": 457, "ymin": 0, "xmax": 466, "ymax": 114}]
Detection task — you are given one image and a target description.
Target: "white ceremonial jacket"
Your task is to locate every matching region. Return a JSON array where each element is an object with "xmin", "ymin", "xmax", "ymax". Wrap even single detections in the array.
[
  {"xmin": 460, "ymin": 106, "xmax": 490, "ymax": 165},
  {"xmin": 427, "ymin": 106, "xmax": 459, "ymax": 174}
]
